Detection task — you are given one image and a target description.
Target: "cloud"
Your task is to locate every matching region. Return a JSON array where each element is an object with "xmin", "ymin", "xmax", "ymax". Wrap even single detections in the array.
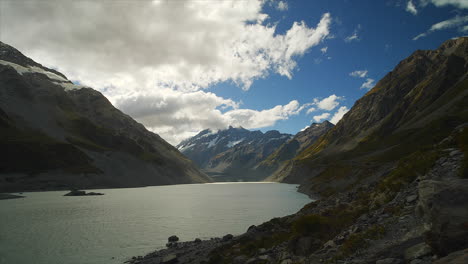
[
  {"xmin": 276, "ymin": 1, "xmax": 289, "ymax": 11},
  {"xmin": 345, "ymin": 24, "xmax": 361, "ymax": 42},
  {"xmin": 313, "ymin": 113, "xmax": 330, "ymax": 122},
  {"xmin": 306, "ymin": 107, "xmax": 316, "ymax": 114},
  {"xmin": 1, "ymin": 1, "xmax": 333, "ymax": 144},
  {"xmin": 422, "ymin": 0, "xmax": 468, "ymax": 9},
  {"xmin": 406, "ymin": 0, "xmax": 418, "ymax": 15},
  {"xmin": 1, "ymin": 1, "xmax": 331, "ymax": 92},
  {"xmin": 360, "ymin": 78, "xmax": 375, "ymax": 90},
  {"xmin": 117, "ymin": 88, "xmax": 304, "ymax": 144},
  {"xmin": 413, "ymin": 15, "xmax": 468, "ymax": 40},
  {"xmin": 314, "ymin": 94, "xmax": 343, "ymax": 111},
  {"xmin": 330, "ymin": 106, "xmax": 349, "ymax": 124},
  {"xmin": 321, "ymin": 46, "xmax": 328, "ymax": 53},
  {"xmin": 349, "ymin": 70, "xmax": 368, "ymax": 78}
]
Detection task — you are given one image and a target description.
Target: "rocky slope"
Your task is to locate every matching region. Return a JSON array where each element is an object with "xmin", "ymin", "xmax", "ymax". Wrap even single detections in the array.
[
  {"xmin": 127, "ymin": 38, "xmax": 468, "ymax": 264},
  {"xmin": 257, "ymin": 121, "xmax": 334, "ymax": 179},
  {"xmin": 0, "ymin": 41, "xmax": 210, "ymax": 192},
  {"xmin": 177, "ymin": 127, "xmax": 292, "ymax": 181}
]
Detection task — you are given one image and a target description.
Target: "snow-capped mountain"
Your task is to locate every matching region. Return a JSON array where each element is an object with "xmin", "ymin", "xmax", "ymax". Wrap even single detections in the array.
[{"xmin": 177, "ymin": 126, "xmax": 292, "ymax": 181}]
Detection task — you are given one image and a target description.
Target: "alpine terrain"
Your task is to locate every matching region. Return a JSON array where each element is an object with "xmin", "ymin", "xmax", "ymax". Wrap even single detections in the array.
[
  {"xmin": 0, "ymin": 42, "xmax": 211, "ymax": 192},
  {"xmin": 131, "ymin": 37, "xmax": 468, "ymax": 264}
]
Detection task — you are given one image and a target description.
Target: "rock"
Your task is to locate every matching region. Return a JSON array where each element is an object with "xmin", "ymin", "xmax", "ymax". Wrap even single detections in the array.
[
  {"xmin": 291, "ymin": 236, "xmax": 321, "ymax": 256},
  {"xmin": 449, "ymin": 150, "xmax": 461, "ymax": 157},
  {"xmin": 280, "ymin": 259, "xmax": 293, "ymax": 264},
  {"xmin": 433, "ymin": 247, "xmax": 468, "ymax": 264},
  {"xmin": 161, "ymin": 254, "xmax": 178, "ymax": 264},
  {"xmin": 194, "ymin": 238, "xmax": 201, "ymax": 243},
  {"xmin": 64, "ymin": 189, "xmax": 104, "ymax": 196},
  {"xmin": 233, "ymin": 255, "xmax": 248, "ymax": 264},
  {"xmin": 406, "ymin": 195, "xmax": 418, "ymax": 203},
  {"xmin": 222, "ymin": 234, "xmax": 233, "ymax": 241},
  {"xmin": 259, "ymin": 248, "xmax": 267, "ymax": 254},
  {"xmin": 0, "ymin": 193, "xmax": 24, "ymax": 200},
  {"xmin": 168, "ymin": 235, "xmax": 179, "ymax": 242},
  {"xmin": 417, "ymin": 179, "xmax": 468, "ymax": 254},
  {"xmin": 404, "ymin": 243, "xmax": 432, "ymax": 260},
  {"xmin": 324, "ymin": 240, "xmax": 336, "ymax": 248},
  {"xmin": 247, "ymin": 225, "xmax": 257, "ymax": 232},
  {"xmin": 410, "ymin": 259, "xmax": 424, "ymax": 264},
  {"xmin": 375, "ymin": 258, "xmax": 402, "ymax": 264}
]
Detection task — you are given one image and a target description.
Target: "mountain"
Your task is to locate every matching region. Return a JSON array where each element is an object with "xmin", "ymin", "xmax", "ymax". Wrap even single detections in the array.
[
  {"xmin": 272, "ymin": 37, "xmax": 468, "ymax": 194},
  {"xmin": 132, "ymin": 37, "xmax": 468, "ymax": 264},
  {"xmin": 0, "ymin": 41, "xmax": 210, "ymax": 192},
  {"xmin": 177, "ymin": 126, "xmax": 292, "ymax": 181},
  {"xmin": 257, "ymin": 121, "xmax": 334, "ymax": 178}
]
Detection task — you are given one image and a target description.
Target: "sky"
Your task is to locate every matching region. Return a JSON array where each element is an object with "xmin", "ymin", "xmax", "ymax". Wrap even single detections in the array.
[{"xmin": 0, "ymin": 0, "xmax": 467, "ymax": 145}]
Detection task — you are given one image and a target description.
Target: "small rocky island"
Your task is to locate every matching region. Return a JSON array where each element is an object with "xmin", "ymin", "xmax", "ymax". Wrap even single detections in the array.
[{"xmin": 64, "ymin": 189, "xmax": 104, "ymax": 196}]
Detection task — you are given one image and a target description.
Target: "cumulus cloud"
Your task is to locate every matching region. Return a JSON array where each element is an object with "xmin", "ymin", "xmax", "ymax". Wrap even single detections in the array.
[
  {"xmin": 330, "ymin": 106, "xmax": 349, "ymax": 124},
  {"xmin": 314, "ymin": 94, "xmax": 343, "ymax": 111},
  {"xmin": 306, "ymin": 107, "xmax": 317, "ymax": 114},
  {"xmin": 413, "ymin": 15, "xmax": 468, "ymax": 40},
  {"xmin": 117, "ymin": 89, "xmax": 304, "ymax": 144},
  {"xmin": 349, "ymin": 70, "xmax": 368, "ymax": 78},
  {"xmin": 345, "ymin": 24, "xmax": 361, "ymax": 42},
  {"xmin": 1, "ymin": 0, "xmax": 332, "ymax": 144},
  {"xmin": 276, "ymin": 1, "xmax": 289, "ymax": 11},
  {"xmin": 406, "ymin": 1, "xmax": 418, "ymax": 15},
  {"xmin": 313, "ymin": 113, "xmax": 331, "ymax": 122},
  {"xmin": 2, "ymin": 1, "xmax": 331, "ymax": 92},
  {"xmin": 360, "ymin": 78, "xmax": 375, "ymax": 90},
  {"xmin": 421, "ymin": 0, "xmax": 468, "ymax": 9}
]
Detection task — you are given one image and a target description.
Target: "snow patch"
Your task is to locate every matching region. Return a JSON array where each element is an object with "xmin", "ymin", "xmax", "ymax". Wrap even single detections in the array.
[
  {"xmin": 207, "ymin": 136, "xmax": 219, "ymax": 148},
  {"xmin": 0, "ymin": 60, "xmax": 67, "ymax": 82},
  {"xmin": 178, "ymin": 143, "xmax": 195, "ymax": 152},
  {"xmin": 52, "ymin": 81, "xmax": 86, "ymax": 91},
  {"xmin": 227, "ymin": 138, "xmax": 245, "ymax": 148}
]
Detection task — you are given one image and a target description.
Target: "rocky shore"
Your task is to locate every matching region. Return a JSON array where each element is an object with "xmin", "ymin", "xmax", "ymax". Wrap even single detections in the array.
[{"xmin": 125, "ymin": 147, "xmax": 468, "ymax": 264}]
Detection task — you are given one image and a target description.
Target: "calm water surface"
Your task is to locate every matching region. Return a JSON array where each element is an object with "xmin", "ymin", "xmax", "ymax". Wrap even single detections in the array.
[{"xmin": 0, "ymin": 182, "xmax": 310, "ymax": 264}]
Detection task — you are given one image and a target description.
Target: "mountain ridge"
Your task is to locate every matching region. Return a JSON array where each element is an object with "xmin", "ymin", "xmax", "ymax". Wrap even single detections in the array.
[{"xmin": 0, "ymin": 41, "xmax": 211, "ymax": 192}]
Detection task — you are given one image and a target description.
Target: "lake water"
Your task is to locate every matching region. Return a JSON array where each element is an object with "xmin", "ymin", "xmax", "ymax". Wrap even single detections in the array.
[{"xmin": 0, "ymin": 182, "xmax": 310, "ymax": 264}]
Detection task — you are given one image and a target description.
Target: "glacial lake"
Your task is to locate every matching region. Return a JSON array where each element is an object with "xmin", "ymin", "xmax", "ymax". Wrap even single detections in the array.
[{"xmin": 0, "ymin": 182, "xmax": 311, "ymax": 264}]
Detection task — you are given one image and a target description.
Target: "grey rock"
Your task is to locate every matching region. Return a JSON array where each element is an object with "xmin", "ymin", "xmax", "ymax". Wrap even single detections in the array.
[
  {"xmin": 324, "ymin": 240, "xmax": 336, "ymax": 248},
  {"xmin": 375, "ymin": 258, "xmax": 402, "ymax": 264},
  {"xmin": 433, "ymin": 247, "xmax": 468, "ymax": 264},
  {"xmin": 168, "ymin": 235, "xmax": 179, "ymax": 242},
  {"xmin": 404, "ymin": 243, "xmax": 432, "ymax": 260},
  {"xmin": 410, "ymin": 259, "xmax": 424, "ymax": 264},
  {"xmin": 222, "ymin": 234, "xmax": 234, "ymax": 241},
  {"xmin": 280, "ymin": 259, "xmax": 293, "ymax": 264},
  {"xmin": 194, "ymin": 238, "xmax": 201, "ymax": 243},
  {"xmin": 233, "ymin": 255, "xmax": 248, "ymax": 264},
  {"xmin": 406, "ymin": 195, "xmax": 418, "ymax": 203},
  {"xmin": 161, "ymin": 254, "xmax": 177, "ymax": 264}
]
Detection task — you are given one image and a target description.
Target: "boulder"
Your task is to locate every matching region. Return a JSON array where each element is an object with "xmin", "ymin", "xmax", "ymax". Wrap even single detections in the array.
[
  {"xmin": 433, "ymin": 248, "xmax": 468, "ymax": 264},
  {"xmin": 194, "ymin": 238, "xmax": 201, "ymax": 243},
  {"xmin": 222, "ymin": 234, "xmax": 234, "ymax": 241},
  {"xmin": 324, "ymin": 240, "xmax": 336, "ymax": 248},
  {"xmin": 404, "ymin": 243, "xmax": 432, "ymax": 261},
  {"xmin": 168, "ymin": 235, "xmax": 179, "ymax": 242},
  {"xmin": 375, "ymin": 258, "xmax": 402, "ymax": 264},
  {"xmin": 417, "ymin": 179, "xmax": 468, "ymax": 255},
  {"xmin": 406, "ymin": 194, "xmax": 418, "ymax": 203},
  {"xmin": 233, "ymin": 255, "xmax": 248, "ymax": 264},
  {"xmin": 161, "ymin": 254, "xmax": 178, "ymax": 264},
  {"xmin": 290, "ymin": 236, "xmax": 321, "ymax": 256}
]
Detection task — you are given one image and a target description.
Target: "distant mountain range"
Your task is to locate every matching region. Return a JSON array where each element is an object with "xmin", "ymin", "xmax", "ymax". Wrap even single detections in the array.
[
  {"xmin": 0, "ymin": 41, "xmax": 210, "ymax": 192},
  {"xmin": 177, "ymin": 121, "xmax": 334, "ymax": 181}
]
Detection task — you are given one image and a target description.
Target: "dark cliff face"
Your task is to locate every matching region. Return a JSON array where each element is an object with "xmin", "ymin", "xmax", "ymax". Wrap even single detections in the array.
[
  {"xmin": 273, "ymin": 37, "xmax": 468, "ymax": 194},
  {"xmin": 177, "ymin": 127, "xmax": 292, "ymax": 181},
  {"xmin": 0, "ymin": 41, "xmax": 210, "ymax": 192},
  {"xmin": 257, "ymin": 121, "xmax": 334, "ymax": 178}
]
